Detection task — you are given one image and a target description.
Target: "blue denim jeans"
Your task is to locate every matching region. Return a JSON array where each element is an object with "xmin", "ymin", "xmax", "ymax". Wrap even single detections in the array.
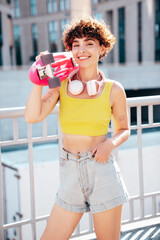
[{"xmin": 55, "ymin": 148, "xmax": 129, "ymax": 213}]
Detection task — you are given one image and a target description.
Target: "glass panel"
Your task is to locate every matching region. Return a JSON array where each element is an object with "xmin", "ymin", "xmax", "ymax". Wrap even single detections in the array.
[
  {"xmin": 14, "ymin": 0, "xmax": 20, "ymax": 18},
  {"xmin": 48, "ymin": 21, "xmax": 58, "ymax": 52},
  {"xmin": 153, "ymin": 105, "xmax": 160, "ymax": 123},
  {"xmin": 60, "ymin": 0, "xmax": 64, "ymax": 11},
  {"xmin": 60, "ymin": 19, "xmax": 69, "ymax": 50},
  {"xmin": 53, "ymin": 0, "xmax": 57, "ymax": 12},
  {"xmin": 155, "ymin": 0, "xmax": 160, "ymax": 61},
  {"xmin": 92, "ymin": 0, "xmax": 98, "ymax": 4},
  {"xmin": 13, "ymin": 25, "xmax": 22, "ymax": 65},
  {"xmin": 94, "ymin": 12, "xmax": 102, "ymax": 21},
  {"xmin": 30, "ymin": 0, "xmax": 37, "ymax": 16},
  {"xmin": 64, "ymin": 0, "xmax": 69, "ymax": 10},
  {"xmin": 141, "ymin": 106, "xmax": 148, "ymax": 124},
  {"xmin": 118, "ymin": 7, "xmax": 125, "ymax": 63},
  {"xmin": 131, "ymin": 107, "xmax": 137, "ymax": 126},
  {"xmin": 32, "ymin": 24, "xmax": 38, "ymax": 57},
  {"xmin": 0, "ymin": 12, "xmax": 2, "ymax": 66},
  {"xmin": 47, "ymin": 0, "xmax": 52, "ymax": 13},
  {"xmin": 138, "ymin": 1, "xmax": 142, "ymax": 62}
]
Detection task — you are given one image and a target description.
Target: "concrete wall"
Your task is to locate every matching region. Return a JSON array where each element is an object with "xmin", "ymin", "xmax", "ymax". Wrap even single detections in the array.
[
  {"xmin": 70, "ymin": 0, "xmax": 91, "ymax": 20},
  {"xmin": 100, "ymin": 63, "xmax": 160, "ymax": 90}
]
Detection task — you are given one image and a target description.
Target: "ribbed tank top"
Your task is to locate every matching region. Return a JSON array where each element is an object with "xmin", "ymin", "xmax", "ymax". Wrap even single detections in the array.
[{"xmin": 59, "ymin": 78, "xmax": 113, "ymax": 136}]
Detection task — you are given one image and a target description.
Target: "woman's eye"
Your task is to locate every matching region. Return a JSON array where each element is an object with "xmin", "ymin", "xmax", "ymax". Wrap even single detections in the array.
[
  {"xmin": 87, "ymin": 42, "xmax": 93, "ymax": 46},
  {"xmin": 73, "ymin": 44, "xmax": 79, "ymax": 48}
]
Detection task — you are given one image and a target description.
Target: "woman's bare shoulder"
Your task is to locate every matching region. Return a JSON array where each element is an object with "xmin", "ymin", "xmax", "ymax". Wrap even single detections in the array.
[
  {"xmin": 106, "ymin": 79, "xmax": 126, "ymax": 106},
  {"xmin": 106, "ymin": 79, "xmax": 125, "ymax": 94}
]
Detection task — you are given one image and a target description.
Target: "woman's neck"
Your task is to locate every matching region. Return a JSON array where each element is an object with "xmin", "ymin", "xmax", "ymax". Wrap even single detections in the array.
[{"xmin": 77, "ymin": 67, "xmax": 100, "ymax": 82}]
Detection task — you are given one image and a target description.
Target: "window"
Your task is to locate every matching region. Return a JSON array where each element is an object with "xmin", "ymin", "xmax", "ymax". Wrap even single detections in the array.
[
  {"xmin": 0, "ymin": 12, "xmax": 2, "ymax": 66},
  {"xmin": 60, "ymin": 19, "xmax": 69, "ymax": 35},
  {"xmin": 138, "ymin": 2, "xmax": 142, "ymax": 62},
  {"xmin": 13, "ymin": 25, "xmax": 22, "ymax": 65},
  {"xmin": 47, "ymin": 0, "xmax": 57, "ymax": 13},
  {"xmin": 92, "ymin": 0, "xmax": 98, "ymax": 4},
  {"xmin": 118, "ymin": 7, "xmax": 125, "ymax": 63},
  {"xmin": 94, "ymin": 12, "xmax": 102, "ymax": 21},
  {"xmin": 30, "ymin": 0, "xmax": 37, "ymax": 16},
  {"xmin": 155, "ymin": 0, "xmax": 160, "ymax": 61},
  {"xmin": 48, "ymin": 21, "xmax": 58, "ymax": 52},
  {"xmin": 47, "ymin": 0, "xmax": 52, "ymax": 13},
  {"xmin": 60, "ymin": 0, "xmax": 64, "ymax": 11},
  {"xmin": 60, "ymin": 19, "xmax": 69, "ymax": 50},
  {"xmin": 64, "ymin": 0, "xmax": 69, "ymax": 10},
  {"xmin": 32, "ymin": 24, "xmax": 38, "ymax": 57},
  {"xmin": 53, "ymin": 0, "xmax": 57, "ymax": 12},
  {"xmin": 13, "ymin": 0, "xmax": 20, "ymax": 18}
]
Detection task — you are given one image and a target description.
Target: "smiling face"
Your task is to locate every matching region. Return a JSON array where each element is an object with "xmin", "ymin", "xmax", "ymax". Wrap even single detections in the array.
[{"xmin": 72, "ymin": 37, "xmax": 105, "ymax": 69}]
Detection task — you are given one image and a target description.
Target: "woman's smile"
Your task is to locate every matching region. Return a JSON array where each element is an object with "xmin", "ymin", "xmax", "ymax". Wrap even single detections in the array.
[{"xmin": 78, "ymin": 56, "xmax": 91, "ymax": 60}]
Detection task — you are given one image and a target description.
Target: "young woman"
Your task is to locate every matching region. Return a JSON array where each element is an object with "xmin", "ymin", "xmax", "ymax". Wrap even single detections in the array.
[{"xmin": 25, "ymin": 17, "xmax": 130, "ymax": 240}]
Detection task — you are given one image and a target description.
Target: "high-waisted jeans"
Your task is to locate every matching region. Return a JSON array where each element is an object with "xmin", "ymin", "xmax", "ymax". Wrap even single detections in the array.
[{"xmin": 55, "ymin": 148, "xmax": 129, "ymax": 213}]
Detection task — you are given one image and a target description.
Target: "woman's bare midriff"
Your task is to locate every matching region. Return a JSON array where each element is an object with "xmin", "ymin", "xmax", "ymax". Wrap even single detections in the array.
[{"xmin": 62, "ymin": 133, "xmax": 107, "ymax": 154}]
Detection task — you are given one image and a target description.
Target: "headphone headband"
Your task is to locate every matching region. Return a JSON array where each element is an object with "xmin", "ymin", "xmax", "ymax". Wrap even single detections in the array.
[{"xmin": 69, "ymin": 69, "xmax": 105, "ymax": 82}]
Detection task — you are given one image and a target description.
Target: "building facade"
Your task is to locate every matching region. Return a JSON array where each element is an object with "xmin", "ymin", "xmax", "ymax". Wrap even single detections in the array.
[
  {"xmin": 92, "ymin": 0, "xmax": 160, "ymax": 65},
  {"xmin": 0, "ymin": 0, "xmax": 160, "ymax": 67},
  {"xmin": 0, "ymin": 0, "xmax": 13, "ymax": 66}
]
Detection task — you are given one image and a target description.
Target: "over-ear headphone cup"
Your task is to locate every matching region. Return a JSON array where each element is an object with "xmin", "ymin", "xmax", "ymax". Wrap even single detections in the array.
[
  {"xmin": 69, "ymin": 80, "xmax": 83, "ymax": 95},
  {"xmin": 87, "ymin": 81, "xmax": 97, "ymax": 96}
]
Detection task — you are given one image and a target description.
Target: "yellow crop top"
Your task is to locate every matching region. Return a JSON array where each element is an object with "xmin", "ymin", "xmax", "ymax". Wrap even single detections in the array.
[{"xmin": 59, "ymin": 78, "xmax": 113, "ymax": 136}]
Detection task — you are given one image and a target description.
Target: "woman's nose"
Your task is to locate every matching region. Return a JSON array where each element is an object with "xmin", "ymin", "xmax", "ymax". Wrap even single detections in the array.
[{"xmin": 78, "ymin": 45, "xmax": 86, "ymax": 53}]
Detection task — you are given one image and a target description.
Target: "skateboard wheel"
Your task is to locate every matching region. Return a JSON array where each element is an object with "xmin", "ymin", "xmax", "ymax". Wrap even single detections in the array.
[
  {"xmin": 41, "ymin": 54, "xmax": 54, "ymax": 65},
  {"xmin": 47, "ymin": 77, "xmax": 61, "ymax": 88}
]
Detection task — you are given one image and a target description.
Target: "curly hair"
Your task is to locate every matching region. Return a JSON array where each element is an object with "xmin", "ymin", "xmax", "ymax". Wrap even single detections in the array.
[{"xmin": 63, "ymin": 16, "xmax": 116, "ymax": 60}]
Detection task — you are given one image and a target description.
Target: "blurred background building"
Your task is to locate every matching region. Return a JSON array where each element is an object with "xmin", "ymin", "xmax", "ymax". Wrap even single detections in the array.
[
  {"xmin": 0, "ymin": 0, "xmax": 160, "ymax": 105},
  {"xmin": 1, "ymin": 0, "xmax": 160, "ymax": 66}
]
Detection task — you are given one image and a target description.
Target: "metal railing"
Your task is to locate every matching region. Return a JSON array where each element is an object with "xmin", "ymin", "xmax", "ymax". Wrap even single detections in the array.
[{"xmin": 0, "ymin": 95, "xmax": 160, "ymax": 240}]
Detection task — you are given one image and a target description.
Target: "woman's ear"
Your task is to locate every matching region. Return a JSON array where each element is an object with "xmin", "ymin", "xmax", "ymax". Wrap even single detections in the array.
[{"xmin": 99, "ymin": 44, "xmax": 106, "ymax": 56}]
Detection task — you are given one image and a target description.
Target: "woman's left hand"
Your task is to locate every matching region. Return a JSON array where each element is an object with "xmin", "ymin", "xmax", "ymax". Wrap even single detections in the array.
[{"xmin": 91, "ymin": 139, "xmax": 114, "ymax": 163}]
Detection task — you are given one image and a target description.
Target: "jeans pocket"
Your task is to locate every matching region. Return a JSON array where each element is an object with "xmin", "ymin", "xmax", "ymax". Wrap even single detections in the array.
[
  {"xmin": 93, "ymin": 158, "xmax": 108, "ymax": 165},
  {"xmin": 93, "ymin": 154, "xmax": 113, "ymax": 165}
]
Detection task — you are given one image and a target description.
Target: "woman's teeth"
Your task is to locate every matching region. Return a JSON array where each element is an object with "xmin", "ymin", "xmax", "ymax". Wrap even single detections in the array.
[{"xmin": 79, "ymin": 56, "xmax": 89, "ymax": 60}]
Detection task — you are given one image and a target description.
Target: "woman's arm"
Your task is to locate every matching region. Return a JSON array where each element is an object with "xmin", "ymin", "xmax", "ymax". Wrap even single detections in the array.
[
  {"xmin": 91, "ymin": 81, "xmax": 130, "ymax": 162},
  {"xmin": 24, "ymin": 85, "xmax": 60, "ymax": 123},
  {"xmin": 25, "ymin": 51, "xmax": 60, "ymax": 124},
  {"xmin": 109, "ymin": 81, "xmax": 130, "ymax": 148}
]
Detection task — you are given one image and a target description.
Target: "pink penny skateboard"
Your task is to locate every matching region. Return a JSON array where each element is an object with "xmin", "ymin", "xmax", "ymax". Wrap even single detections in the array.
[{"xmin": 28, "ymin": 52, "xmax": 78, "ymax": 88}]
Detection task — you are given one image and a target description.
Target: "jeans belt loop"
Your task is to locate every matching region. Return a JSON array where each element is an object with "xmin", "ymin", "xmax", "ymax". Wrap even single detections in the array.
[{"xmin": 66, "ymin": 152, "xmax": 69, "ymax": 160}]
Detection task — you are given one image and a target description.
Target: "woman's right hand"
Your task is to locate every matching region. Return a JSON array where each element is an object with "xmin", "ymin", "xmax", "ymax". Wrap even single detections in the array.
[
  {"xmin": 35, "ymin": 50, "xmax": 49, "ymax": 62},
  {"xmin": 25, "ymin": 50, "xmax": 60, "ymax": 123}
]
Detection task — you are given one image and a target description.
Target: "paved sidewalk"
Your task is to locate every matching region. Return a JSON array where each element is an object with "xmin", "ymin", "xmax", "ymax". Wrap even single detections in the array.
[
  {"xmin": 71, "ymin": 223, "xmax": 160, "ymax": 240},
  {"xmin": 120, "ymin": 223, "xmax": 160, "ymax": 240}
]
